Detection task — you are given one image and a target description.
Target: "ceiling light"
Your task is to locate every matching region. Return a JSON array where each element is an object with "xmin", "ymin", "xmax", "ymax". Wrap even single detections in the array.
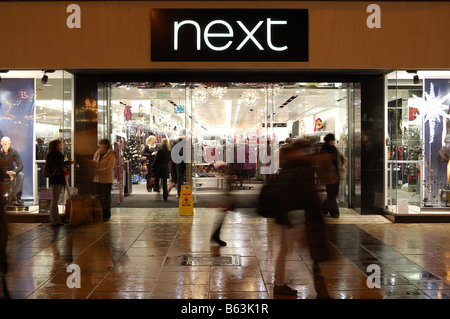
[
  {"xmin": 208, "ymin": 86, "xmax": 227, "ymax": 99},
  {"xmin": 41, "ymin": 73, "xmax": 48, "ymax": 84},
  {"xmin": 193, "ymin": 85, "xmax": 208, "ymax": 104},
  {"xmin": 241, "ymin": 89, "xmax": 260, "ymax": 108},
  {"xmin": 0, "ymin": 70, "xmax": 8, "ymax": 84}
]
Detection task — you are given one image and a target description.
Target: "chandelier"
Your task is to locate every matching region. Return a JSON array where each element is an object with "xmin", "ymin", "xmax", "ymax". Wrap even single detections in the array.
[
  {"xmin": 192, "ymin": 85, "xmax": 209, "ymax": 104},
  {"xmin": 241, "ymin": 89, "xmax": 260, "ymax": 108},
  {"xmin": 272, "ymin": 85, "xmax": 284, "ymax": 98},
  {"xmin": 208, "ymin": 86, "xmax": 227, "ymax": 99}
]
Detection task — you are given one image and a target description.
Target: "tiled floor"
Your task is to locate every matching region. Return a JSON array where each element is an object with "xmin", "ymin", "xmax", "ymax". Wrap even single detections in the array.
[{"xmin": 1, "ymin": 207, "xmax": 450, "ymax": 299}]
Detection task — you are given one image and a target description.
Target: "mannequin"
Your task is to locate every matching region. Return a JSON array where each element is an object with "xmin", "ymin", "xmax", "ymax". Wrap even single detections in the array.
[{"xmin": 0, "ymin": 137, "xmax": 24, "ymax": 205}]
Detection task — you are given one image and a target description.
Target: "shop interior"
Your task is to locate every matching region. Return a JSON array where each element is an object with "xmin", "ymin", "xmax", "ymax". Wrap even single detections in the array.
[{"xmin": 100, "ymin": 82, "xmax": 357, "ymax": 207}]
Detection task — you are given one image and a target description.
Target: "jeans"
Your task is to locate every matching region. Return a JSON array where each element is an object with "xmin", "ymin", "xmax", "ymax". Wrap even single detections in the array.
[
  {"xmin": 321, "ymin": 182, "xmax": 340, "ymax": 216},
  {"xmin": 95, "ymin": 182, "xmax": 112, "ymax": 219},
  {"xmin": 50, "ymin": 184, "xmax": 63, "ymax": 224}
]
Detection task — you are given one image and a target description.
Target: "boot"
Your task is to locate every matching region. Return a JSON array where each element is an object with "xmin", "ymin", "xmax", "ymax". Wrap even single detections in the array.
[
  {"xmin": 15, "ymin": 192, "xmax": 24, "ymax": 206},
  {"xmin": 211, "ymin": 223, "xmax": 227, "ymax": 246}
]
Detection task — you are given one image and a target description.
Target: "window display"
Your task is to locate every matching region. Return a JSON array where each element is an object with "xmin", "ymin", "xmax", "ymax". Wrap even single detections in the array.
[
  {"xmin": 0, "ymin": 70, "xmax": 73, "ymax": 205},
  {"xmin": 386, "ymin": 71, "xmax": 450, "ymax": 214}
]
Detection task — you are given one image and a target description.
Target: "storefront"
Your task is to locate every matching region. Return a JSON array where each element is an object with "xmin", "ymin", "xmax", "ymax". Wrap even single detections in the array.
[{"xmin": 0, "ymin": 1, "xmax": 449, "ymax": 220}]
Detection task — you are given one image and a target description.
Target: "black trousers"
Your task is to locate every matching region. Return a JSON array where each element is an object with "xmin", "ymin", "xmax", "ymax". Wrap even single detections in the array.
[
  {"xmin": 321, "ymin": 182, "xmax": 340, "ymax": 216},
  {"xmin": 95, "ymin": 182, "xmax": 112, "ymax": 219},
  {"xmin": 155, "ymin": 174, "xmax": 168, "ymax": 200},
  {"xmin": 176, "ymin": 164, "xmax": 186, "ymax": 196}
]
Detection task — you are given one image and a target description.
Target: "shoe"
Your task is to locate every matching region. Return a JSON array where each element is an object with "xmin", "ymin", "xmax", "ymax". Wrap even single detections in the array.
[
  {"xmin": 330, "ymin": 213, "xmax": 340, "ymax": 219},
  {"xmin": 273, "ymin": 284, "xmax": 297, "ymax": 295},
  {"xmin": 163, "ymin": 197, "xmax": 168, "ymax": 201},
  {"xmin": 103, "ymin": 217, "xmax": 110, "ymax": 222},
  {"xmin": 212, "ymin": 234, "xmax": 227, "ymax": 246},
  {"xmin": 51, "ymin": 223, "xmax": 64, "ymax": 226}
]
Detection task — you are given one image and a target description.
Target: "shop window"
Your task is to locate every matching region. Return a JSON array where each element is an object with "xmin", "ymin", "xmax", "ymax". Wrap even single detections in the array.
[
  {"xmin": 0, "ymin": 70, "xmax": 73, "ymax": 202},
  {"xmin": 386, "ymin": 70, "xmax": 450, "ymax": 213}
]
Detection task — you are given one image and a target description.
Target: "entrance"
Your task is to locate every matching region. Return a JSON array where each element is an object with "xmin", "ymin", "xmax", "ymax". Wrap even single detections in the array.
[{"xmin": 98, "ymin": 81, "xmax": 361, "ymax": 210}]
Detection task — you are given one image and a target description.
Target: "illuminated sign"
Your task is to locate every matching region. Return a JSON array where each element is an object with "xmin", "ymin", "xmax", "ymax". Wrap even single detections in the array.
[{"xmin": 151, "ymin": 9, "xmax": 308, "ymax": 62}]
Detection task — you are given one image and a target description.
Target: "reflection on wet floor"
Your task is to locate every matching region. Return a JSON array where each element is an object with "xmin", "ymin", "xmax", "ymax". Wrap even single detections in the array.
[{"xmin": 1, "ymin": 208, "xmax": 450, "ymax": 299}]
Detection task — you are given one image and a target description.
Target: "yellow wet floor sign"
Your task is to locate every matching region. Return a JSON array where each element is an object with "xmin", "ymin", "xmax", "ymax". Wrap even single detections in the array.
[{"xmin": 179, "ymin": 185, "xmax": 194, "ymax": 215}]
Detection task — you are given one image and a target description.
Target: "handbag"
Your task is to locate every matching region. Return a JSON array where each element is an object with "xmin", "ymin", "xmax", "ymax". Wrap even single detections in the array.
[{"xmin": 42, "ymin": 163, "xmax": 57, "ymax": 178}]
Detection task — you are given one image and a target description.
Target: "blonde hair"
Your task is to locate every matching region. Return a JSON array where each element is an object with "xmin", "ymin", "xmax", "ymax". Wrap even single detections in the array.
[
  {"xmin": 146, "ymin": 135, "xmax": 156, "ymax": 145},
  {"xmin": 161, "ymin": 138, "xmax": 171, "ymax": 151}
]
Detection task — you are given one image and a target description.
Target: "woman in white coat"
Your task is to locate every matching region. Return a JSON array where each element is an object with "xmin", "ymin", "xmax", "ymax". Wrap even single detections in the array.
[{"xmin": 93, "ymin": 139, "xmax": 118, "ymax": 222}]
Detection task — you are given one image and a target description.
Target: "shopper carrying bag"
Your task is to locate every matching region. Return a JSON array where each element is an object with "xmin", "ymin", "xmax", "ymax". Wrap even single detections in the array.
[{"xmin": 45, "ymin": 139, "xmax": 74, "ymax": 226}]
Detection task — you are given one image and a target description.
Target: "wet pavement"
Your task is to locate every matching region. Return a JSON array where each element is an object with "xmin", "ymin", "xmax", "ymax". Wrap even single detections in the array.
[{"xmin": 2, "ymin": 208, "xmax": 450, "ymax": 299}]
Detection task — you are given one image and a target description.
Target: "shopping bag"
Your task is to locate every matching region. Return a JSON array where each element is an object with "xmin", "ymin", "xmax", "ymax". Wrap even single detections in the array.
[
  {"xmin": 92, "ymin": 199, "xmax": 103, "ymax": 222},
  {"xmin": 69, "ymin": 198, "xmax": 94, "ymax": 225}
]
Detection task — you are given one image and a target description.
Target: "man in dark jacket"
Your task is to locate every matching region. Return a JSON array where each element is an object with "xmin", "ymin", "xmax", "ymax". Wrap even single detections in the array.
[
  {"xmin": 320, "ymin": 134, "xmax": 340, "ymax": 218},
  {"xmin": 153, "ymin": 138, "xmax": 172, "ymax": 201},
  {"xmin": 0, "ymin": 137, "xmax": 24, "ymax": 205}
]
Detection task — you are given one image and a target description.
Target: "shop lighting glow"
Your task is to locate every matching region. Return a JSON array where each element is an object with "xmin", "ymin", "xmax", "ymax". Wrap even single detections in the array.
[
  {"xmin": 193, "ymin": 85, "xmax": 209, "ymax": 104},
  {"xmin": 241, "ymin": 89, "xmax": 260, "ymax": 108},
  {"xmin": 208, "ymin": 86, "xmax": 227, "ymax": 99}
]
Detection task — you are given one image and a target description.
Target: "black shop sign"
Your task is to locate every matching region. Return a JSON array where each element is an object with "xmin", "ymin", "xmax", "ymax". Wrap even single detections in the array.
[{"xmin": 150, "ymin": 9, "xmax": 309, "ymax": 62}]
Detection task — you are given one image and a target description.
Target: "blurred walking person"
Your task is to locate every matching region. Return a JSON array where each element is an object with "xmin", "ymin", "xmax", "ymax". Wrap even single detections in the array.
[
  {"xmin": 93, "ymin": 139, "xmax": 118, "ymax": 222},
  {"xmin": 258, "ymin": 139, "xmax": 331, "ymax": 298},
  {"xmin": 0, "ymin": 159, "xmax": 10, "ymax": 298},
  {"xmin": 153, "ymin": 138, "xmax": 171, "ymax": 201},
  {"xmin": 45, "ymin": 140, "xmax": 74, "ymax": 226}
]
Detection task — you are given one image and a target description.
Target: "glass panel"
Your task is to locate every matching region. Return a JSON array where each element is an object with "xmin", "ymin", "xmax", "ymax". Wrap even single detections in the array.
[
  {"xmin": 62, "ymin": 71, "xmax": 74, "ymax": 187},
  {"xmin": 107, "ymin": 82, "xmax": 186, "ymax": 200},
  {"xmin": 34, "ymin": 70, "xmax": 70, "ymax": 202},
  {"xmin": 386, "ymin": 71, "xmax": 424, "ymax": 213},
  {"xmin": 349, "ymin": 83, "xmax": 361, "ymax": 212}
]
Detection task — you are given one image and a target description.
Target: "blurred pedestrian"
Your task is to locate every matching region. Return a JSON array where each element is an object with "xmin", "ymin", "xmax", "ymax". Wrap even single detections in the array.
[
  {"xmin": 45, "ymin": 139, "xmax": 73, "ymax": 226},
  {"xmin": 258, "ymin": 139, "xmax": 331, "ymax": 298},
  {"xmin": 319, "ymin": 133, "xmax": 341, "ymax": 218},
  {"xmin": 93, "ymin": 139, "xmax": 118, "ymax": 222},
  {"xmin": 279, "ymin": 137, "xmax": 294, "ymax": 170},
  {"xmin": 0, "ymin": 158, "xmax": 10, "ymax": 298},
  {"xmin": 142, "ymin": 135, "xmax": 158, "ymax": 192},
  {"xmin": 153, "ymin": 138, "xmax": 171, "ymax": 201}
]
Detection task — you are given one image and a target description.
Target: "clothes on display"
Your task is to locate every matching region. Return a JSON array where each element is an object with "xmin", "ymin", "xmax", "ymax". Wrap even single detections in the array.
[{"xmin": 121, "ymin": 102, "xmax": 132, "ymax": 122}]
